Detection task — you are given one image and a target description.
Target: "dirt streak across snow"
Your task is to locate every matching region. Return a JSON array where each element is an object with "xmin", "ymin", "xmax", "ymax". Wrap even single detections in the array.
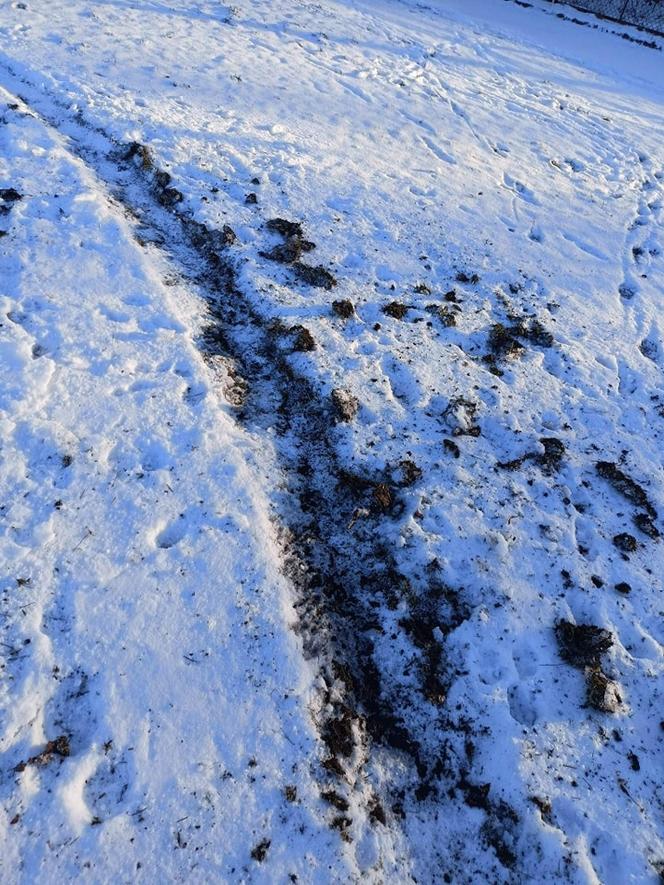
[{"xmin": 0, "ymin": 0, "xmax": 663, "ymax": 883}]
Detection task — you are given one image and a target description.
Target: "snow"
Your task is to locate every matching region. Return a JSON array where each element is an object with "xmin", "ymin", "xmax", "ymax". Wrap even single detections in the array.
[{"xmin": 0, "ymin": 0, "xmax": 663, "ymax": 882}]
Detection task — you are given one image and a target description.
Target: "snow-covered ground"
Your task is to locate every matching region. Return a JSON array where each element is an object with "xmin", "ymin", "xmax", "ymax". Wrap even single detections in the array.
[{"xmin": 0, "ymin": 0, "xmax": 663, "ymax": 882}]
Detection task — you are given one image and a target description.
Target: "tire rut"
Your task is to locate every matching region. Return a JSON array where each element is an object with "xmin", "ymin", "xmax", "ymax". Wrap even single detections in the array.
[{"xmin": 0, "ymin": 63, "xmax": 501, "ymax": 879}]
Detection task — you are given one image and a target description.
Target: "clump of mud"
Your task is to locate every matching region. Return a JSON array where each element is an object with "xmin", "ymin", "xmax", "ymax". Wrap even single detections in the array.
[
  {"xmin": 260, "ymin": 217, "xmax": 336, "ymax": 288},
  {"xmin": 382, "ymin": 301, "xmax": 409, "ymax": 320},
  {"xmin": 555, "ymin": 620, "xmax": 613, "ymax": 667},
  {"xmin": 332, "ymin": 299, "xmax": 355, "ymax": 319},
  {"xmin": 331, "ymin": 388, "xmax": 359, "ymax": 422},
  {"xmin": 15, "ymin": 735, "xmax": 70, "ymax": 772}
]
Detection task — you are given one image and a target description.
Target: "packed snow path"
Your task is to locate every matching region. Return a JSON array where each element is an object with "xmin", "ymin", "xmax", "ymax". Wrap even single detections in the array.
[{"xmin": 0, "ymin": 1, "xmax": 663, "ymax": 883}]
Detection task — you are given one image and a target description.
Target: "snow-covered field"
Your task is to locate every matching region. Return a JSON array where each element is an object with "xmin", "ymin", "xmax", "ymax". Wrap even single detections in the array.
[{"xmin": 0, "ymin": 0, "xmax": 663, "ymax": 882}]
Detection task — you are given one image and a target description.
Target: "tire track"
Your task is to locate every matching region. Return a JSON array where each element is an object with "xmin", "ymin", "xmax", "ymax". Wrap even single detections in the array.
[{"xmin": 0, "ymin": 60, "xmax": 505, "ymax": 880}]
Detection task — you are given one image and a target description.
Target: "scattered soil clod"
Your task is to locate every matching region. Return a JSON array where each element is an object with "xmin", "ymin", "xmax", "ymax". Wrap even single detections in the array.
[
  {"xmin": 293, "ymin": 262, "xmax": 337, "ymax": 289},
  {"xmin": 266, "ymin": 218, "xmax": 303, "ymax": 239},
  {"xmin": 15, "ymin": 735, "xmax": 71, "ymax": 773},
  {"xmin": 444, "ymin": 439, "xmax": 461, "ymax": 458},
  {"xmin": 261, "ymin": 240, "xmax": 303, "ymax": 264},
  {"xmin": 613, "ymin": 532, "xmax": 637, "ymax": 553},
  {"xmin": 372, "ymin": 482, "xmax": 393, "ymax": 512},
  {"xmin": 369, "ymin": 795, "xmax": 387, "ymax": 825},
  {"xmin": 555, "ymin": 620, "xmax": 613, "ymax": 667},
  {"xmin": 455, "ymin": 271, "xmax": 480, "ymax": 284},
  {"xmin": 331, "ymin": 388, "xmax": 359, "ymax": 422},
  {"xmin": 245, "ymin": 192, "xmax": 258, "ymax": 205},
  {"xmin": 321, "ymin": 789, "xmax": 350, "ymax": 812},
  {"xmin": 427, "ymin": 303, "xmax": 459, "ymax": 327},
  {"xmin": 123, "ymin": 141, "xmax": 154, "ymax": 170},
  {"xmin": 615, "ymin": 581, "xmax": 631, "ymax": 594},
  {"xmin": 289, "ymin": 325, "xmax": 316, "ymax": 352},
  {"xmin": 586, "ymin": 665, "xmax": 622, "ymax": 713},
  {"xmin": 0, "ymin": 188, "xmax": 23, "ymax": 202},
  {"xmin": 250, "ymin": 839, "xmax": 271, "ymax": 862},
  {"xmin": 382, "ymin": 301, "xmax": 409, "ymax": 320},
  {"xmin": 498, "ymin": 437, "xmax": 565, "ymax": 474},
  {"xmin": 332, "ymin": 299, "xmax": 355, "ymax": 319},
  {"xmin": 487, "ymin": 323, "xmax": 525, "ymax": 359},
  {"xmin": 443, "ymin": 397, "xmax": 480, "ymax": 437},
  {"xmin": 395, "ymin": 459, "xmax": 422, "ymax": 486},
  {"xmin": 633, "ymin": 512, "xmax": 660, "ymax": 539},
  {"xmin": 595, "ymin": 461, "xmax": 657, "ymax": 519}
]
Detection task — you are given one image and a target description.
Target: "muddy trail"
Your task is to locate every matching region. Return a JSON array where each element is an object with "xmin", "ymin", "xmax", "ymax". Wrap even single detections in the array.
[{"xmin": 0, "ymin": 63, "xmax": 520, "ymax": 877}]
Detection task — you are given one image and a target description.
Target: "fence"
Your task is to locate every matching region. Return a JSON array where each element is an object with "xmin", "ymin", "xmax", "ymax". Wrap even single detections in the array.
[{"xmin": 547, "ymin": 0, "xmax": 664, "ymax": 34}]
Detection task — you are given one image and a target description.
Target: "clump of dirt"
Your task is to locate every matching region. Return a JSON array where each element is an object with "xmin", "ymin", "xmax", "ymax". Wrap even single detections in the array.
[
  {"xmin": 266, "ymin": 218, "xmax": 303, "ymax": 238},
  {"xmin": 487, "ymin": 323, "xmax": 525, "ymax": 359},
  {"xmin": 261, "ymin": 240, "xmax": 304, "ymax": 264},
  {"xmin": 538, "ymin": 437, "xmax": 565, "ymax": 472},
  {"xmin": 394, "ymin": 459, "xmax": 422, "ymax": 486},
  {"xmin": 284, "ymin": 785, "xmax": 297, "ymax": 802},
  {"xmin": 427, "ymin": 303, "xmax": 459, "ymax": 327},
  {"xmin": 245, "ymin": 192, "xmax": 258, "ymax": 205},
  {"xmin": 443, "ymin": 397, "xmax": 480, "ymax": 437},
  {"xmin": 414, "ymin": 282, "xmax": 431, "ymax": 295},
  {"xmin": 443, "ymin": 439, "xmax": 461, "ymax": 458},
  {"xmin": 293, "ymin": 262, "xmax": 337, "ymax": 289},
  {"xmin": 123, "ymin": 141, "xmax": 154, "ymax": 170},
  {"xmin": 261, "ymin": 217, "xmax": 334, "ymax": 287},
  {"xmin": 498, "ymin": 437, "xmax": 565, "ymax": 474},
  {"xmin": 369, "ymin": 795, "xmax": 386, "ymax": 825},
  {"xmin": 331, "ymin": 388, "xmax": 359, "ymax": 423},
  {"xmin": 399, "ymin": 578, "xmax": 469, "ymax": 706},
  {"xmin": 382, "ymin": 301, "xmax": 409, "ymax": 319},
  {"xmin": 331, "ymin": 814, "xmax": 353, "ymax": 841},
  {"xmin": 613, "ymin": 532, "xmax": 637, "ymax": 553},
  {"xmin": 456, "ymin": 271, "xmax": 480, "ymax": 284},
  {"xmin": 15, "ymin": 735, "xmax": 71, "ymax": 772},
  {"xmin": 250, "ymin": 839, "xmax": 271, "ymax": 862},
  {"xmin": 586, "ymin": 666, "xmax": 622, "ymax": 713},
  {"xmin": 516, "ymin": 318, "xmax": 553, "ymax": 347},
  {"xmin": 619, "ymin": 283, "xmax": 636, "ymax": 300},
  {"xmin": 459, "ymin": 780, "xmax": 519, "ymax": 869},
  {"xmin": 530, "ymin": 796, "xmax": 553, "ymax": 824},
  {"xmin": 633, "ymin": 512, "xmax": 660, "ymax": 539},
  {"xmin": 595, "ymin": 461, "xmax": 657, "ymax": 519},
  {"xmin": 321, "ymin": 789, "xmax": 350, "ymax": 812},
  {"xmin": 615, "ymin": 582, "xmax": 631, "ymax": 594},
  {"xmin": 0, "ymin": 187, "xmax": 23, "ymax": 202},
  {"xmin": 486, "ymin": 316, "xmax": 554, "ymax": 363},
  {"xmin": 555, "ymin": 620, "xmax": 613, "ymax": 667},
  {"xmin": 289, "ymin": 325, "xmax": 316, "ymax": 352},
  {"xmin": 372, "ymin": 482, "xmax": 393, "ymax": 513},
  {"xmin": 321, "ymin": 704, "xmax": 357, "ymax": 759},
  {"xmin": 332, "ymin": 299, "xmax": 355, "ymax": 319}
]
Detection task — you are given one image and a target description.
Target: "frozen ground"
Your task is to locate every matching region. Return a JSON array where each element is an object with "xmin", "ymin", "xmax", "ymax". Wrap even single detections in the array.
[{"xmin": 0, "ymin": 0, "xmax": 663, "ymax": 882}]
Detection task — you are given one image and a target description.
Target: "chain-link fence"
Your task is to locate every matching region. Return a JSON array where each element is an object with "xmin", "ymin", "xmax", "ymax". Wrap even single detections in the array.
[{"xmin": 549, "ymin": 0, "xmax": 664, "ymax": 34}]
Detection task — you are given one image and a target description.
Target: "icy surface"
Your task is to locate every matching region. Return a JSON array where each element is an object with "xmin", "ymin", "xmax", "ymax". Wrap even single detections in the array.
[{"xmin": 0, "ymin": 0, "xmax": 663, "ymax": 882}]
